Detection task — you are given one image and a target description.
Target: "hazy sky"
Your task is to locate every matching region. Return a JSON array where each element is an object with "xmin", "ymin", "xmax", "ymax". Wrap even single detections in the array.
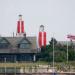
[{"xmin": 0, "ymin": 0, "xmax": 75, "ymax": 43}]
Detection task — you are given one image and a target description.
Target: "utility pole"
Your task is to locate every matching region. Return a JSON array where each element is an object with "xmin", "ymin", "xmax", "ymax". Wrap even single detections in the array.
[{"xmin": 53, "ymin": 37, "xmax": 55, "ymax": 74}]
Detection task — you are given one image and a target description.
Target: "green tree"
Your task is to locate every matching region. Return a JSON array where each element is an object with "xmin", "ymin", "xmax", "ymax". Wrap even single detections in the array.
[{"xmin": 49, "ymin": 37, "xmax": 57, "ymax": 47}]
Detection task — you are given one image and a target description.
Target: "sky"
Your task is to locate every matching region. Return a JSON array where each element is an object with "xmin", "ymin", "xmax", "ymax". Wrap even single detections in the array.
[{"xmin": 0, "ymin": 0, "xmax": 75, "ymax": 44}]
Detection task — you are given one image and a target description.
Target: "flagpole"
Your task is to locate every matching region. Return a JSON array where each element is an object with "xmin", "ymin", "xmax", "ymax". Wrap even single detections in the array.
[{"xmin": 67, "ymin": 39, "xmax": 68, "ymax": 63}]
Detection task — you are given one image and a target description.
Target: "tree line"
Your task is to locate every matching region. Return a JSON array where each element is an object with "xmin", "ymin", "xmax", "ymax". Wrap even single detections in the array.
[{"xmin": 36, "ymin": 38, "xmax": 75, "ymax": 62}]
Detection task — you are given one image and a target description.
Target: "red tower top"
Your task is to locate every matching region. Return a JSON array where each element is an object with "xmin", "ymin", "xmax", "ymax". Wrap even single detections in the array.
[{"xmin": 17, "ymin": 15, "xmax": 26, "ymax": 37}]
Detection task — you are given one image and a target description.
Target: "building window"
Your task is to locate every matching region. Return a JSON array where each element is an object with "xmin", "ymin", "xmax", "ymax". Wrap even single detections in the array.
[
  {"xmin": 0, "ymin": 43, "xmax": 9, "ymax": 49},
  {"xmin": 19, "ymin": 43, "xmax": 31, "ymax": 49}
]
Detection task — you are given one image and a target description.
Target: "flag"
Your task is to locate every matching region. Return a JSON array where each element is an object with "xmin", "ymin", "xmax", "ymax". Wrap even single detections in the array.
[{"xmin": 67, "ymin": 34, "xmax": 75, "ymax": 40}]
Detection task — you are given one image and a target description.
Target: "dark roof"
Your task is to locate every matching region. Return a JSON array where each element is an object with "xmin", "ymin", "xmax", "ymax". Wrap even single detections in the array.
[
  {"xmin": 0, "ymin": 36, "xmax": 38, "ymax": 53},
  {"xmin": 57, "ymin": 41, "xmax": 75, "ymax": 46}
]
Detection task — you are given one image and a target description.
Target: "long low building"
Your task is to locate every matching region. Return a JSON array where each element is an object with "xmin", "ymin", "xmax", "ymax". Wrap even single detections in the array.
[{"xmin": 0, "ymin": 36, "xmax": 38, "ymax": 62}]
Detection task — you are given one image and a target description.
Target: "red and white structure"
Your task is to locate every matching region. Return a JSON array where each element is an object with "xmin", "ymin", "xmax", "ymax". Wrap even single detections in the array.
[
  {"xmin": 17, "ymin": 15, "xmax": 26, "ymax": 37},
  {"xmin": 38, "ymin": 25, "xmax": 46, "ymax": 48}
]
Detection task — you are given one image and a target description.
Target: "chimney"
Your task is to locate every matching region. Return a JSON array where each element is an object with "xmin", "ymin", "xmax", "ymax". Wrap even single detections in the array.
[
  {"xmin": 13, "ymin": 32, "xmax": 14, "ymax": 37},
  {"xmin": 23, "ymin": 33, "xmax": 26, "ymax": 37}
]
